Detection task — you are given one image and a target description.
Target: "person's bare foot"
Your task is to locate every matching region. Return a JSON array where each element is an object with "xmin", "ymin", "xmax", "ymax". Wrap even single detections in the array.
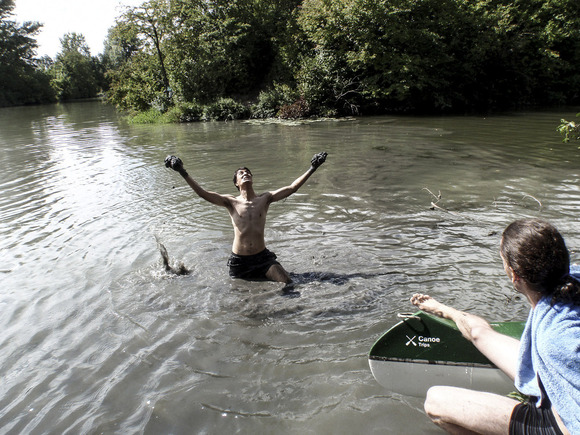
[{"xmin": 410, "ymin": 293, "xmax": 449, "ymax": 318}]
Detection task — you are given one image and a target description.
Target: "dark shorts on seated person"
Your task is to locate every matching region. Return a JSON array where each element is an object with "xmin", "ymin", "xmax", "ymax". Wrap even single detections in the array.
[
  {"xmin": 227, "ymin": 248, "xmax": 281, "ymax": 280},
  {"xmin": 509, "ymin": 398, "xmax": 564, "ymax": 435}
]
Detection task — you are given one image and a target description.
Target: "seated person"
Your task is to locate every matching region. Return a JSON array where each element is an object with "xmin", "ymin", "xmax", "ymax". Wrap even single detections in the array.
[{"xmin": 411, "ymin": 219, "xmax": 579, "ymax": 435}]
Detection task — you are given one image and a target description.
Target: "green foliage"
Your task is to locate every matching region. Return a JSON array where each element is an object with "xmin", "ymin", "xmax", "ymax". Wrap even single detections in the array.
[
  {"xmin": 203, "ymin": 97, "xmax": 249, "ymax": 121},
  {"xmin": 106, "ymin": 52, "xmax": 166, "ymax": 112},
  {"xmin": 103, "ymin": 0, "xmax": 580, "ymax": 119},
  {"xmin": 294, "ymin": 47, "xmax": 359, "ymax": 116},
  {"xmin": 103, "ymin": 0, "xmax": 178, "ymax": 111},
  {"xmin": 164, "ymin": 101, "xmax": 204, "ymax": 122},
  {"xmin": 0, "ymin": 3, "xmax": 107, "ymax": 107},
  {"xmin": 128, "ymin": 107, "xmax": 166, "ymax": 124},
  {"xmin": 126, "ymin": 98, "xmax": 244, "ymax": 123},
  {"xmin": 101, "ymin": 22, "xmax": 141, "ymax": 73},
  {"xmin": 250, "ymin": 84, "xmax": 297, "ymax": 118},
  {"xmin": 124, "ymin": 0, "xmax": 172, "ymax": 97},
  {"xmin": 4, "ymin": 0, "xmax": 580, "ymax": 115},
  {"xmin": 293, "ymin": 0, "xmax": 580, "ymax": 113},
  {"xmin": 558, "ymin": 114, "xmax": 580, "ymax": 144},
  {"xmin": 0, "ymin": 64, "xmax": 55, "ymax": 106},
  {"xmin": 49, "ymin": 33, "xmax": 100, "ymax": 101},
  {"xmin": 0, "ymin": 0, "xmax": 55, "ymax": 106},
  {"xmin": 59, "ymin": 33, "xmax": 90, "ymax": 56},
  {"xmin": 105, "ymin": 0, "xmax": 302, "ymax": 112}
]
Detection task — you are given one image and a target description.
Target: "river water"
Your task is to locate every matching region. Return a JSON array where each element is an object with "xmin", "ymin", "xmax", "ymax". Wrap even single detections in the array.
[{"xmin": 1, "ymin": 102, "xmax": 579, "ymax": 434}]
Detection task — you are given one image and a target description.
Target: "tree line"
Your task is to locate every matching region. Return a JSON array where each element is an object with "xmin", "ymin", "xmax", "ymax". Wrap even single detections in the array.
[
  {"xmin": 2, "ymin": 0, "xmax": 580, "ymax": 121},
  {"xmin": 0, "ymin": 0, "xmax": 105, "ymax": 106}
]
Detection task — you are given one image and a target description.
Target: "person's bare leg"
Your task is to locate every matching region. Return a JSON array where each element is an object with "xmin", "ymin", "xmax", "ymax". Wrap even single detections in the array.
[
  {"xmin": 424, "ymin": 386, "xmax": 517, "ymax": 434},
  {"xmin": 265, "ymin": 264, "xmax": 292, "ymax": 284}
]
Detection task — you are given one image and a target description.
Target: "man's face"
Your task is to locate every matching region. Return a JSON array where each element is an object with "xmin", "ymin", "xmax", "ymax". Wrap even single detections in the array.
[{"xmin": 236, "ymin": 168, "xmax": 252, "ymax": 187}]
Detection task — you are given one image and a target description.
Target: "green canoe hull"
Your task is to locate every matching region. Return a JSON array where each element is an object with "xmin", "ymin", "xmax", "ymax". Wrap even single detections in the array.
[{"xmin": 368, "ymin": 311, "xmax": 525, "ymax": 397}]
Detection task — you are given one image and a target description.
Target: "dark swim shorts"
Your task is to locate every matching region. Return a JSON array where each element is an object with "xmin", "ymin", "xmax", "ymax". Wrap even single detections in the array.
[
  {"xmin": 227, "ymin": 248, "xmax": 280, "ymax": 280},
  {"xmin": 509, "ymin": 401, "xmax": 564, "ymax": 435}
]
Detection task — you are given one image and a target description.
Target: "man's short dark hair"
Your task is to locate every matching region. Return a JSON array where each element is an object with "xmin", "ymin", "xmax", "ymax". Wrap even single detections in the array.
[{"xmin": 233, "ymin": 167, "xmax": 252, "ymax": 190}]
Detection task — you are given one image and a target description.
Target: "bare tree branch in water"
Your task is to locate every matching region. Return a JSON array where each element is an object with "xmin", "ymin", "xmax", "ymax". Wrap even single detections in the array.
[
  {"xmin": 423, "ymin": 187, "xmax": 467, "ymax": 218},
  {"xmin": 424, "ymin": 188, "xmax": 542, "ymax": 218},
  {"xmin": 522, "ymin": 194, "xmax": 542, "ymax": 208}
]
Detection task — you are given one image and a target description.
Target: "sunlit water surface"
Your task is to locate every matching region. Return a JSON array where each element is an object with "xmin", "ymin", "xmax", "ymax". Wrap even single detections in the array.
[{"xmin": 1, "ymin": 102, "xmax": 579, "ymax": 434}]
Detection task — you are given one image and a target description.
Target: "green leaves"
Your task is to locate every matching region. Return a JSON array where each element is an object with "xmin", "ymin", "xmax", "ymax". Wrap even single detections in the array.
[
  {"xmin": 558, "ymin": 115, "xmax": 580, "ymax": 144},
  {"xmin": 103, "ymin": 0, "xmax": 580, "ymax": 118},
  {"xmin": 295, "ymin": 0, "xmax": 580, "ymax": 113},
  {"xmin": 105, "ymin": 0, "xmax": 302, "ymax": 113},
  {"xmin": 48, "ymin": 33, "xmax": 100, "ymax": 101},
  {"xmin": 0, "ymin": 0, "xmax": 55, "ymax": 106}
]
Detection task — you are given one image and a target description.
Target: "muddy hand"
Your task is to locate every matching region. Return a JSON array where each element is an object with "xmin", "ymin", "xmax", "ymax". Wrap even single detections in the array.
[
  {"xmin": 164, "ymin": 155, "xmax": 188, "ymax": 177},
  {"xmin": 310, "ymin": 152, "xmax": 328, "ymax": 171}
]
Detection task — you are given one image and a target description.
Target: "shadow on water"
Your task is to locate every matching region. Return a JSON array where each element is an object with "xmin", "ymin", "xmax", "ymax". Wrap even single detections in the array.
[
  {"xmin": 223, "ymin": 270, "xmax": 399, "ymax": 321},
  {"xmin": 290, "ymin": 270, "xmax": 397, "ymax": 286},
  {"xmin": 281, "ymin": 270, "xmax": 398, "ymax": 298}
]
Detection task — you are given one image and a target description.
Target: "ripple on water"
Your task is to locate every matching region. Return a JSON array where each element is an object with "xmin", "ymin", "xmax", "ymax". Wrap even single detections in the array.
[{"xmin": 1, "ymin": 105, "xmax": 580, "ymax": 433}]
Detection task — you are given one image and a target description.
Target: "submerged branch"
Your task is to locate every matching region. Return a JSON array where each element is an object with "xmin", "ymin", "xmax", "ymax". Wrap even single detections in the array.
[
  {"xmin": 423, "ymin": 188, "xmax": 466, "ymax": 218},
  {"xmin": 522, "ymin": 194, "xmax": 542, "ymax": 208},
  {"xmin": 424, "ymin": 188, "xmax": 543, "ymax": 220}
]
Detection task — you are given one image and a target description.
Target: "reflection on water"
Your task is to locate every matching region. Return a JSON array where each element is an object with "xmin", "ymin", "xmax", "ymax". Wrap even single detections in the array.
[{"xmin": 1, "ymin": 102, "xmax": 579, "ymax": 434}]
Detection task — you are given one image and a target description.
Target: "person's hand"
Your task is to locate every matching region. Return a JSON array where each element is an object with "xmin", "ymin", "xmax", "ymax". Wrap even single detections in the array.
[
  {"xmin": 165, "ymin": 155, "xmax": 188, "ymax": 177},
  {"xmin": 310, "ymin": 152, "xmax": 327, "ymax": 171},
  {"xmin": 165, "ymin": 155, "xmax": 183, "ymax": 171}
]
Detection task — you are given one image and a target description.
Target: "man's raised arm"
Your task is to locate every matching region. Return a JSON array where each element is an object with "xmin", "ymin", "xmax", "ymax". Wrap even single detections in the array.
[
  {"xmin": 165, "ymin": 155, "xmax": 232, "ymax": 208},
  {"xmin": 270, "ymin": 152, "xmax": 327, "ymax": 202}
]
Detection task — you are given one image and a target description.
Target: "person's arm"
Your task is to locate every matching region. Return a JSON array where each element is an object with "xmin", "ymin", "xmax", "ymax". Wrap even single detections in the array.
[
  {"xmin": 270, "ymin": 152, "xmax": 327, "ymax": 203},
  {"xmin": 165, "ymin": 155, "xmax": 232, "ymax": 208},
  {"xmin": 410, "ymin": 293, "xmax": 520, "ymax": 380}
]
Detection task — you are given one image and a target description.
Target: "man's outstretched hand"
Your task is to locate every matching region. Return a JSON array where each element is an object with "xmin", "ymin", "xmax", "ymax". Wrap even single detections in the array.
[
  {"xmin": 165, "ymin": 155, "xmax": 188, "ymax": 177},
  {"xmin": 165, "ymin": 155, "xmax": 183, "ymax": 171},
  {"xmin": 310, "ymin": 152, "xmax": 328, "ymax": 171}
]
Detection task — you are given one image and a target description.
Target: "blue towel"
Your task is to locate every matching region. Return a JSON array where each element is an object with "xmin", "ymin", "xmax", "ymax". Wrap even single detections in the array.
[{"xmin": 515, "ymin": 265, "xmax": 580, "ymax": 433}]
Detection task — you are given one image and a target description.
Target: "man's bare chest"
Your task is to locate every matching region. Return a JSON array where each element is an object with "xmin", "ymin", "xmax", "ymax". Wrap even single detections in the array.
[{"xmin": 233, "ymin": 197, "xmax": 269, "ymax": 221}]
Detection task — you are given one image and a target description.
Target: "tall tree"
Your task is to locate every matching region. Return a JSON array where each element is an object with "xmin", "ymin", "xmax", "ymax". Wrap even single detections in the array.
[
  {"xmin": 106, "ymin": 0, "xmax": 302, "ymax": 111},
  {"xmin": 50, "ymin": 33, "xmax": 100, "ymax": 100},
  {"xmin": 125, "ymin": 0, "xmax": 172, "ymax": 100},
  {"xmin": 105, "ymin": 3, "xmax": 173, "ymax": 112},
  {"xmin": 0, "ymin": 0, "xmax": 54, "ymax": 106},
  {"xmin": 169, "ymin": 0, "xmax": 301, "ymax": 102}
]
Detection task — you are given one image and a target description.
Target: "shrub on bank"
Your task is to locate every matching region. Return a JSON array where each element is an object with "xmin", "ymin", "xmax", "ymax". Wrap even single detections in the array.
[
  {"xmin": 127, "ymin": 98, "xmax": 250, "ymax": 124},
  {"xmin": 203, "ymin": 98, "xmax": 249, "ymax": 121},
  {"xmin": 278, "ymin": 96, "xmax": 311, "ymax": 119},
  {"xmin": 559, "ymin": 114, "xmax": 580, "ymax": 143},
  {"xmin": 128, "ymin": 108, "xmax": 165, "ymax": 124},
  {"xmin": 164, "ymin": 101, "xmax": 204, "ymax": 123},
  {"xmin": 250, "ymin": 84, "xmax": 298, "ymax": 119}
]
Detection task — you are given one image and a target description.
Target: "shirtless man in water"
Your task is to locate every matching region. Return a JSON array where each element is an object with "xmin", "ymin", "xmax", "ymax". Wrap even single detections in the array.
[{"xmin": 164, "ymin": 152, "xmax": 327, "ymax": 283}]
